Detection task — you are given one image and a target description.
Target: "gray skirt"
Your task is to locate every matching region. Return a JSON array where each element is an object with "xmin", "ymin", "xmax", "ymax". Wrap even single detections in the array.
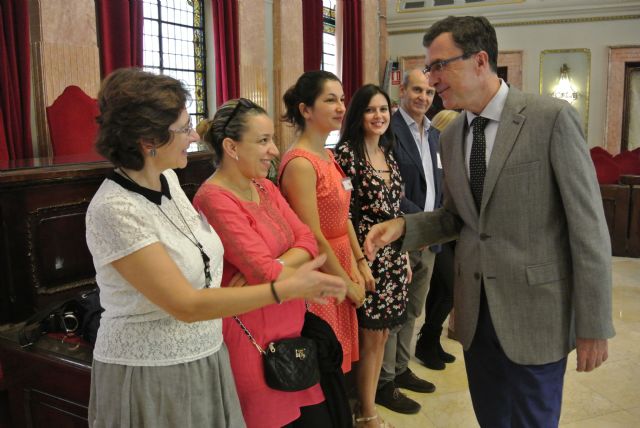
[{"xmin": 88, "ymin": 344, "xmax": 246, "ymax": 428}]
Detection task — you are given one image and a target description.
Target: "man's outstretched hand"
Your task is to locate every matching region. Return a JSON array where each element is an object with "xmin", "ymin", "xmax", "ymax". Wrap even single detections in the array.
[{"xmin": 363, "ymin": 217, "xmax": 406, "ymax": 260}]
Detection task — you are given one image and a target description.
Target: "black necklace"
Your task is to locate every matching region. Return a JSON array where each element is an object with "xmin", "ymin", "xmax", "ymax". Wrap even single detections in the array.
[
  {"xmin": 118, "ymin": 168, "xmax": 213, "ymax": 288},
  {"xmin": 364, "ymin": 147, "xmax": 391, "ymax": 174},
  {"xmin": 157, "ymin": 202, "xmax": 212, "ymax": 288}
]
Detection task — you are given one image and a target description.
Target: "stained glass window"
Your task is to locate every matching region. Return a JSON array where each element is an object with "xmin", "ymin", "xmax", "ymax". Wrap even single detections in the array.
[
  {"xmin": 322, "ymin": 0, "xmax": 340, "ymax": 147},
  {"xmin": 322, "ymin": 0, "xmax": 337, "ymax": 75},
  {"xmin": 142, "ymin": 0, "xmax": 208, "ymax": 125}
]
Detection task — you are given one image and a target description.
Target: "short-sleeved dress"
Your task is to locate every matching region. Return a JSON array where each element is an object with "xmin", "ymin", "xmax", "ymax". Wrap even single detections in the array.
[
  {"xmin": 278, "ymin": 148, "xmax": 359, "ymax": 373},
  {"xmin": 85, "ymin": 169, "xmax": 245, "ymax": 428},
  {"xmin": 334, "ymin": 142, "xmax": 409, "ymax": 330},
  {"xmin": 193, "ymin": 178, "xmax": 324, "ymax": 428}
]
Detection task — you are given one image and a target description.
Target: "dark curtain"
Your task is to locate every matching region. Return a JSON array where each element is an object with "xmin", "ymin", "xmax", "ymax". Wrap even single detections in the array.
[
  {"xmin": 0, "ymin": 0, "xmax": 32, "ymax": 160},
  {"xmin": 0, "ymin": 108, "xmax": 8, "ymax": 161},
  {"xmin": 212, "ymin": 0, "xmax": 239, "ymax": 106},
  {"xmin": 96, "ymin": 0, "xmax": 144, "ymax": 77},
  {"xmin": 302, "ymin": 0, "xmax": 323, "ymax": 72},
  {"xmin": 341, "ymin": 0, "xmax": 362, "ymax": 105}
]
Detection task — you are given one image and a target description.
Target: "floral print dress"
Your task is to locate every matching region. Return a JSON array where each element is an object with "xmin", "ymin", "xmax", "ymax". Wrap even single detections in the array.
[{"xmin": 335, "ymin": 142, "xmax": 409, "ymax": 330}]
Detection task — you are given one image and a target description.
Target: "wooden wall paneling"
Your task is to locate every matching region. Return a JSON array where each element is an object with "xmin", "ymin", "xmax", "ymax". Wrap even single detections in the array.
[
  {"xmin": 27, "ymin": 202, "xmax": 96, "ymax": 296},
  {"xmin": 0, "ymin": 152, "xmax": 215, "ymax": 323},
  {"xmin": 0, "ymin": 337, "xmax": 91, "ymax": 428},
  {"xmin": 628, "ymin": 186, "xmax": 640, "ymax": 257},
  {"xmin": 599, "ymin": 184, "xmax": 630, "ymax": 256}
]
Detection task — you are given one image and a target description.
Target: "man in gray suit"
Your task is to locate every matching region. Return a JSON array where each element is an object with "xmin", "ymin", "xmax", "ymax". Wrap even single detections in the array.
[{"xmin": 364, "ymin": 16, "xmax": 614, "ymax": 427}]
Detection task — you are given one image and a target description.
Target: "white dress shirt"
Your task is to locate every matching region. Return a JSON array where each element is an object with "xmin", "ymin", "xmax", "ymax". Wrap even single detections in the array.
[
  {"xmin": 464, "ymin": 80, "xmax": 510, "ymax": 178},
  {"xmin": 399, "ymin": 107, "xmax": 436, "ymax": 212}
]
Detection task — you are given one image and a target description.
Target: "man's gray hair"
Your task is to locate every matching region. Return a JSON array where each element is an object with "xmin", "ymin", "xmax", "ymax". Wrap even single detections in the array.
[{"xmin": 402, "ymin": 68, "xmax": 423, "ymax": 87}]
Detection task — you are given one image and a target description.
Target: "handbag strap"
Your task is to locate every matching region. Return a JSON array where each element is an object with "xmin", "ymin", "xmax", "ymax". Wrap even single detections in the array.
[
  {"xmin": 234, "ymin": 300, "xmax": 312, "ymax": 355},
  {"xmin": 232, "ymin": 316, "xmax": 265, "ymax": 355}
]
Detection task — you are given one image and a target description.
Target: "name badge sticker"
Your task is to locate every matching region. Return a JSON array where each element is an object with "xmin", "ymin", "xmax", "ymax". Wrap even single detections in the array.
[
  {"xmin": 342, "ymin": 177, "xmax": 354, "ymax": 191},
  {"xmin": 437, "ymin": 153, "xmax": 442, "ymax": 169}
]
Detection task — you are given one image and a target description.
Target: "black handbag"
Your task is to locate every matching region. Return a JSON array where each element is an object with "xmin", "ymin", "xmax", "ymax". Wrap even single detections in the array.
[{"xmin": 233, "ymin": 315, "xmax": 320, "ymax": 392}]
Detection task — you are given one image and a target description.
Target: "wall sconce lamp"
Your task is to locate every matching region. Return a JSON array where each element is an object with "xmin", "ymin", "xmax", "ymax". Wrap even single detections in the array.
[{"xmin": 552, "ymin": 64, "xmax": 578, "ymax": 104}]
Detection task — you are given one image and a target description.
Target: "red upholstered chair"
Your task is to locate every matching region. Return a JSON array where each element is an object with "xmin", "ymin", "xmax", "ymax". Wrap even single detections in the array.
[
  {"xmin": 590, "ymin": 150, "xmax": 620, "ymax": 185},
  {"xmin": 590, "ymin": 146, "xmax": 612, "ymax": 158},
  {"xmin": 613, "ymin": 151, "xmax": 640, "ymax": 175},
  {"xmin": 46, "ymin": 86, "xmax": 100, "ymax": 156}
]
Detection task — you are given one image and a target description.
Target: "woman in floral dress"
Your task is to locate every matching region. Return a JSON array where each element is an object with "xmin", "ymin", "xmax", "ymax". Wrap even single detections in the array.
[{"xmin": 334, "ymin": 84, "xmax": 409, "ymax": 427}]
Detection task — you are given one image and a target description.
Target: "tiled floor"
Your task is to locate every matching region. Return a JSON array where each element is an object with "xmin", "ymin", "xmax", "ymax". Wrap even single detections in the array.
[{"xmin": 375, "ymin": 257, "xmax": 640, "ymax": 428}]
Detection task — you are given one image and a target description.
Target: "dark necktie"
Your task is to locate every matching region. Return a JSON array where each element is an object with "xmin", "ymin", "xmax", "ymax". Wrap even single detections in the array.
[{"xmin": 470, "ymin": 116, "xmax": 490, "ymax": 210}]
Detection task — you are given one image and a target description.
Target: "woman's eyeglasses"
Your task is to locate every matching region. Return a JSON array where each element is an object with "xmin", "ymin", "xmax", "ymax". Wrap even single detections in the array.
[
  {"xmin": 223, "ymin": 98, "xmax": 257, "ymax": 134},
  {"xmin": 170, "ymin": 117, "xmax": 194, "ymax": 134}
]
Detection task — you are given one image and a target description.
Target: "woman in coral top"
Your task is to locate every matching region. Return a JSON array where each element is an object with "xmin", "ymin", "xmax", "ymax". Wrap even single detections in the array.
[
  {"xmin": 278, "ymin": 71, "xmax": 374, "ymax": 374},
  {"xmin": 193, "ymin": 99, "xmax": 341, "ymax": 428}
]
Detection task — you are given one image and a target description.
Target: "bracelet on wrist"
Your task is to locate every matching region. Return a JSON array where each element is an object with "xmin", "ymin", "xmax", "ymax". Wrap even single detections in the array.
[
  {"xmin": 356, "ymin": 256, "xmax": 367, "ymax": 263},
  {"xmin": 270, "ymin": 280, "xmax": 282, "ymax": 304}
]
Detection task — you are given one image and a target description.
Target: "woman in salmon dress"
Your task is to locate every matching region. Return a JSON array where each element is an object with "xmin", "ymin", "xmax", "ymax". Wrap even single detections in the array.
[{"xmin": 278, "ymin": 71, "xmax": 374, "ymax": 374}]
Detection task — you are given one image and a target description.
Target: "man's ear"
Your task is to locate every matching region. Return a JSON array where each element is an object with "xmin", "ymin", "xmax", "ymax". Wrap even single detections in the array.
[
  {"xmin": 399, "ymin": 84, "xmax": 406, "ymax": 99},
  {"xmin": 476, "ymin": 51, "xmax": 490, "ymax": 71}
]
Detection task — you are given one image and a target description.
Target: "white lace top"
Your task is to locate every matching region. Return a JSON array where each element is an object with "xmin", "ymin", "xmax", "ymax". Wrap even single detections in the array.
[{"xmin": 86, "ymin": 169, "xmax": 223, "ymax": 366}]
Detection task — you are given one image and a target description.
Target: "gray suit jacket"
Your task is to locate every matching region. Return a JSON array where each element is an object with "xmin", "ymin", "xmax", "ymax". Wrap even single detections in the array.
[{"xmin": 402, "ymin": 87, "xmax": 615, "ymax": 365}]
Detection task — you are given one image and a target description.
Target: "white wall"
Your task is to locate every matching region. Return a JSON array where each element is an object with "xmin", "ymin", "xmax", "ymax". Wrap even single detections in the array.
[{"xmin": 388, "ymin": 18, "xmax": 640, "ymax": 147}]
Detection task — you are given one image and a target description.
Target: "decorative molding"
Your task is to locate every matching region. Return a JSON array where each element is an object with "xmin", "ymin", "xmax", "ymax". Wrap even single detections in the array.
[
  {"xmin": 396, "ymin": 0, "xmax": 524, "ymax": 14},
  {"xmin": 388, "ymin": 14, "xmax": 640, "ymax": 35},
  {"xmin": 493, "ymin": 14, "xmax": 640, "ymax": 28},
  {"xmin": 26, "ymin": 201, "xmax": 96, "ymax": 295}
]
